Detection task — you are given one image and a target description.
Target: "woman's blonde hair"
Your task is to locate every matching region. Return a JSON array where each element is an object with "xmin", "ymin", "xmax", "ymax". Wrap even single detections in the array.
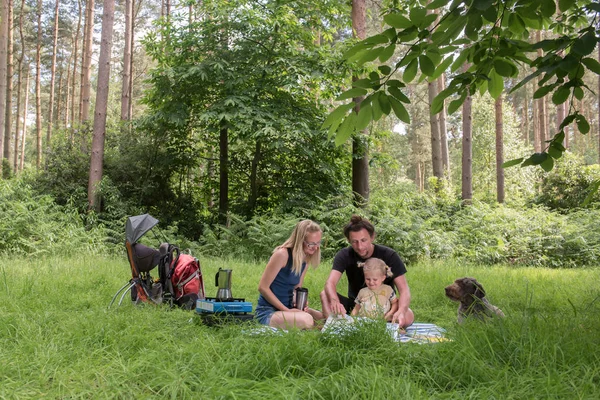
[
  {"xmin": 278, "ymin": 219, "xmax": 322, "ymax": 275},
  {"xmin": 359, "ymin": 257, "xmax": 393, "ymax": 278}
]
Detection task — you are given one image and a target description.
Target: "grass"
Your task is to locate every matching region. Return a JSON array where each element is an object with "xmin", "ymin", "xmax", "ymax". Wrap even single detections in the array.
[{"xmin": 1, "ymin": 253, "xmax": 599, "ymax": 399}]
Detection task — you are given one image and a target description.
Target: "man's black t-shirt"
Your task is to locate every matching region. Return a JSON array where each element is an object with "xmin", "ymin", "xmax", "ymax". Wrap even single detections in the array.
[{"xmin": 332, "ymin": 244, "xmax": 407, "ymax": 300}]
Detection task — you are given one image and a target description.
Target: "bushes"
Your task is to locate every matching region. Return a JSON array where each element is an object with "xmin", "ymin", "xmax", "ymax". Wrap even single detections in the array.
[
  {"xmin": 196, "ymin": 185, "xmax": 600, "ymax": 267},
  {"xmin": 5, "ymin": 170, "xmax": 600, "ymax": 267},
  {"xmin": 0, "ymin": 178, "xmax": 116, "ymax": 256}
]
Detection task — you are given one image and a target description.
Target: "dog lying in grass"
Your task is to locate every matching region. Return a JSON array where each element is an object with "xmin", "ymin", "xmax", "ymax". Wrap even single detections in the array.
[{"xmin": 445, "ymin": 277, "xmax": 505, "ymax": 323}]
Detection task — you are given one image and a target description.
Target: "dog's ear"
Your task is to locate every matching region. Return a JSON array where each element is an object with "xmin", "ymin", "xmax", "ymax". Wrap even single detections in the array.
[{"xmin": 470, "ymin": 278, "xmax": 486, "ymax": 298}]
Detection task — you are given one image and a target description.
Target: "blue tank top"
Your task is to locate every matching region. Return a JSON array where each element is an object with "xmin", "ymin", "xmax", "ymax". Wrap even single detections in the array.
[{"xmin": 257, "ymin": 248, "xmax": 306, "ymax": 309}]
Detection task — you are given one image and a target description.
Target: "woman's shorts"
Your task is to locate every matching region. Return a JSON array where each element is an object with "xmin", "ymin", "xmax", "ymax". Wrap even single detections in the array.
[{"xmin": 254, "ymin": 303, "xmax": 278, "ymax": 325}]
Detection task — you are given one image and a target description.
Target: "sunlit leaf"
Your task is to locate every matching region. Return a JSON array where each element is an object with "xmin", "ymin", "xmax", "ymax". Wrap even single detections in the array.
[
  {"xmin": 502, "ymin": 158, "xmax": 524, "ymax": 168},
  {"xmin": 378, "ymin": 93, "xmax": 392, "ymax": 115},
  {"xmin": 335, "ymin": 113, "xmax": 356, "ymax": 146},
  {"xmin": 322, "ymin": 102, "xmax": 354, "ymax": 129},
  {"xmin": 494, "ymin": 59, "xmax": 516, "ymax": 77},
  {"xmin": 379, "ymin": 44, "xmax": 396, "ymax": 63},
  {"xmin": 488, "ymin": 70, "xmax": 503, "ymax": 99},
  {"xmin": 409, "ymin": 7, "xmax": 427, "ymax": 26},
  {"xmin": 576, "ymin": 115, "xmax": 590, "ymax": 134},
  {"xmin": 571, "ymin": 31, "xmax": 597, "ymax": 57},
  {"xmin": 388, "ymin": 86, "xmax": 410, "ymax": 103},
  {"xmin": 551, "ymin": 86, "xmax": 570, "ymax": 105},
  {"xmin": 533, "ymin": 84, "xmax": 556, "ymax": 99},
  {"xmin": 336, "ymin": 88, "xmax": 368, "ymax": 101},
  {"xmin": 431, "ymin": 56, "xmax": 454, "ymax": 80},
  {"xmin": 419, "ymin": 55, "xmax": 435, "ymax": 77},
  {"xmin": 521, "ymin": 152, "xmax": 547, "ymax": 167},
  {"xmin": 355, "ymin": 103, "xmax": 373, "ymax": 131},
  {"xmin": 404, "ymin": 58, "xmax": 419, "ymax": 82},
  {"xmin": 558, "ymin": 0, "xmax": 575, "ymax": 12},
  {"xmin": 389, "ymin": 96, "xmax": 411, "ymax": 123},
  {"xmin": 540, "ymin": 155, "xmax": 554, "ymax": 172},
  {"xmin": 384, "ymin": 13, "xmax": 413, "ymax": 29},
  {"xmin": 582, "ymin": 57, "xmax": 600, "ymax": 74}
]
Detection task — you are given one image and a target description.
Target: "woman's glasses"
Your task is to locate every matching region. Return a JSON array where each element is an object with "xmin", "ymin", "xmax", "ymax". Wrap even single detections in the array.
[{"xmin": 304, "ymin": 240, "xmax": 322, "ymax": 249}]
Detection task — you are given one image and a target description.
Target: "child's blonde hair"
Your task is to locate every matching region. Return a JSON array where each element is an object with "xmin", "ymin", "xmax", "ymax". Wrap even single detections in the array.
[{"xmin": 358, "ymin": 257, "xmax": 393, "ymax": 278}]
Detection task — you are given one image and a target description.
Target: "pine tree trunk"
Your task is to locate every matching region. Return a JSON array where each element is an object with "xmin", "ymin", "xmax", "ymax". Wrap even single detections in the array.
[
  {"xmin": 351, "ymin": 0, "xmax": 369, "ymax": 206},
  {"xmin": 4, "ymin": 0, "xmax": 13, "ymax": 163},
  {"xmin": 71, "ymin": 0, "xmax": 82, "ymax": 130},
  {"xmin": 14, "ymin": 14, "xmax": 23, "ymax": 171},
  {"xmin": 496, "ymin": 95, "xmax": 505, "ymax": 204},
  {"xmin": 19, "ymin": 66, "xmax": 29, "ymax": 171},
  {"xmin": 46, "ymin": 0, "xmax": 59, "ymax": 147},
  {"xmin": 80, "ymin": 0, "xmax": 95, "ymax": 123},
  {"xmin": 428, "ymin": 80, "xmax": 443, "ymax": 179},
  {"xmin": 461, "ymin": 66, "xmax": 473, "ymax": 204},
  {"xmin": 35, "ymin": 0, "xmax": 42, "ymax": 168},
  {"xmin": 438, "ymin": 75, "xmax": 450, "ymax": 178},
  {"xmin": 121, "ymin": 0, "xmax": 132, "ymax": 123},
  {"xmin": 0, "ymin": 0, "xmax": 6, "ymax": 175},
  {"xmin": 88, "ymin": 0, "xmax": 115, "ymax": 211}
]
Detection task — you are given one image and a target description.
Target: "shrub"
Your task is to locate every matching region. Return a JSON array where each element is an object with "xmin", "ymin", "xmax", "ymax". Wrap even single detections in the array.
[{"xmin": 0, "ymin": 178, "xmax": 116, "ymax": 256}]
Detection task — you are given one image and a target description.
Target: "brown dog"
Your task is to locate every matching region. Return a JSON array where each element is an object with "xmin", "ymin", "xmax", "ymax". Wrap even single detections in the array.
[{"xmin": 445, "ymin": 277, "xmax": 505, "ymax": 323}]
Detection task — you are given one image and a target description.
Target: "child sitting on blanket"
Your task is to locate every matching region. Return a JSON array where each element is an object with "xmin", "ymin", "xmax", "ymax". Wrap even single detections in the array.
[{"xmin": 351, "ymin": 258, "xmax": 398, "ymax": 319}]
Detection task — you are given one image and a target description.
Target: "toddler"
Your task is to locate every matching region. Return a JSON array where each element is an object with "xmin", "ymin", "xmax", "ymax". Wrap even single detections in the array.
[{"xmin": 351, "ymin": 257, "xmax": 398, "ymax": 319}]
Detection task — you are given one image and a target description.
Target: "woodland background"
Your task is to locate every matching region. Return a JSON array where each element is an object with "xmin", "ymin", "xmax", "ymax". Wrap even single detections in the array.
[{"xmin": 1, "ymin": 0, "xmax": 600, "ymax": 268}]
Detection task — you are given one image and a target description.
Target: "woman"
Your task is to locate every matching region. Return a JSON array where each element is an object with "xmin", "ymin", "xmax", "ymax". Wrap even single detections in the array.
[{"xmin": 255, "ymin": 220, "xmax": 324, "ymax": 329}]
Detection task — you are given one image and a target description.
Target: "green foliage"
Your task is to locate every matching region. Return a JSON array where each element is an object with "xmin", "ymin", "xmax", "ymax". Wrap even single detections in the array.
[
  {"xmin": 327, "ymin": 0, "xmax": 599, "ymax": 170},
  {"xmin": 534, "ymin": 152, "xmax": 600, "ymax": 210},
  {"xmin": 141, "ymin": 0, "xmax": 352, "ymax": 224},
  {"xmin": 196, "ymin": 182, "xmax": 600, "ymax": 267},
  {"xmin": 0, "ymin": 177, "xmax": 115, "ymax": 256}
]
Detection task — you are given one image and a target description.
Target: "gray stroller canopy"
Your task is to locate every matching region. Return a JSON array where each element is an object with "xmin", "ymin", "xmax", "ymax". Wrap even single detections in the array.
[{"xmin": 126, "ymin": 214, "xmax": 159, "ymax": 244}]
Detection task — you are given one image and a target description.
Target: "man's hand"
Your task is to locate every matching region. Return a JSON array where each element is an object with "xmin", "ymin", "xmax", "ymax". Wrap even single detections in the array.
[
  {"xmin": 392, "ymin": 310, "xmax": 407, "ymax": 327},
  {"xmin": 329, "ymin": 298, "xmax": 347, "ymax": 316}
]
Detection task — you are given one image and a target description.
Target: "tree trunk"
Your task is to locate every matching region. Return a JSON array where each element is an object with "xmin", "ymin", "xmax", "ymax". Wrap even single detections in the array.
[
  {"xmin": 87, "ymin": 0, "xmax": 115, "ymax": 211},
  {"xmin": 536, "ymin": 30, "xmax": 546, "ymax": 150},
  {"xmin": 247, "ymin": 139, "xmax": 262, "ymax": 215},
  {"xmin": 46, "ymin": 0, "xmax": 59, "ymax": 147},
  {"xmin": 0, "ymin": 0, "xmax": 8, "ymax": 174},
  {"xmin": 495, "ymin": 95, "xmax": 505, "ymax": 204},
  {"xmin": 128, "ymin": 0, "xmax": 134, "ymax": 120},
  {"xmin": 35, "ymin": 0, "xmax": 42, "ymax": 168},
  {"xmin": 351, "ymin": 0, "xmax": 369, "ymax": 206},
  {"xmin": 4, "ymin": 0, "xmax": 13, "ymax": 163},
  {"xmin": 461, "ymin": 72, "xmax": 473, "ymax": 204},
  {"xmin": 71, "ymin": 0, "xmax": 82, "ymax": 129},
  {"xmin": 19, "ymin": 65, "xmax": 29, "ymax": 171},
  {"xmin": 428, "ymin": 80, "xmax": 443, "ymax": 179},
  {"xmin": 532, "ymin": 86, "xmax": 540, "ymax": 152},
  {"xmin": 80, "ymin": 0, "xmax": 95, "ymax": 124},
  {"xmin": 219, "ymin": 121, "xmax": 229, "ymax": 223},
  {"xmin": 121, "ymin": 0, "xmax": 132, "ymax": 124},
  {"xmin": 438, "ymin": 74, "xmax": 450, "ymax": 177},
  {"xmin": 14, "ymin": 0, "xmax": 24, "ymax": 172},
  {"xmin": 523, "ymin": 85, "xmax": 529, "ymax": 144}
]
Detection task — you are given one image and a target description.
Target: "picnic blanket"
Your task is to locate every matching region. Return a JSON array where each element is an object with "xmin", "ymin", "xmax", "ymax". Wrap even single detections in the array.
[
  {"xmin": 321, "ymin": 315, "xmax": 449, "ymax": 344},
  {"xmin": 245, "ymin": 315, "xmax": 448, "ymax": 344}
]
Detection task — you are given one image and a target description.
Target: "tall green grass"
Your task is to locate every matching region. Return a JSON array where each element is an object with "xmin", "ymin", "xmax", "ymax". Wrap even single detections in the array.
[{"xmin": 1, "ymin": 255, "xmax": 598, "ymax": 399}]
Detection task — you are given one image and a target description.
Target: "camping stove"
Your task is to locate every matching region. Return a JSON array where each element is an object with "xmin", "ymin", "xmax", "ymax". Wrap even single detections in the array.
[{"xmin": 196, "ymin": 268, "xmax": 254, "ymax": 325}]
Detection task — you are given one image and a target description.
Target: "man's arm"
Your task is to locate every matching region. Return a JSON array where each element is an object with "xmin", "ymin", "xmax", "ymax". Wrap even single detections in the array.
[
  {"xmin": 391, "ymin": 274, "xmax": 414, "ymax": 327},
  {"xmin": 321, "ymin": 269, "xmax": 346, "ymax": 316}
]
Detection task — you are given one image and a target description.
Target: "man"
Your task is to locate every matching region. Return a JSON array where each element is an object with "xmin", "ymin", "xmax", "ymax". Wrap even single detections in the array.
[{"xmin": 321, "ymin": 215, "xmax": 415, "ymax": 327}]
